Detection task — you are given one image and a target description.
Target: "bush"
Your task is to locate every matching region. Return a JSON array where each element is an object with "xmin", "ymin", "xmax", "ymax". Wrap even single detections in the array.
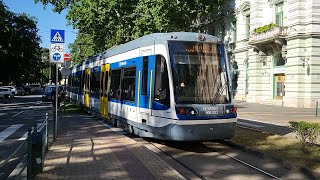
[
  {"xmin": 254, "ymin": 23, "xmax": 278, "ymax": 34},
  {"xmin": 289, "ymin": 121, "xmax": 320, "ymax": 145}
]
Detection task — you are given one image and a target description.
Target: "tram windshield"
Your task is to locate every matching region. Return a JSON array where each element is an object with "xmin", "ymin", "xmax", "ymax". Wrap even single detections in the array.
[{"xmin": 168, "ymin": 41, "xmax": 231, "ymax": 104}]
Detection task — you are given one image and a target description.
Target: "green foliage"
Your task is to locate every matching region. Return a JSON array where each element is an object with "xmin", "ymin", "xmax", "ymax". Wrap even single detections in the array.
[
  {"xmin": 254, "ymin": 23, "xmax": 278, "ymax": 34},
  {"xmin": 289, "ymin": 121, "xmax": 320, "ymax": 145},
  {"xmin": 0, "ymin": 1, "xmax": 43, "ymax": 85},
  {"xmin": 34, "ymin": 0, "xmax": 230, "ymax": 60}
]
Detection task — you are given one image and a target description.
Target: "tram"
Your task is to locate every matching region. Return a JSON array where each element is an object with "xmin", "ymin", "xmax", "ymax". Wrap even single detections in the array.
[{"xmin": 69, "ymin": 32, "xmax": 237, "ymax": 141}]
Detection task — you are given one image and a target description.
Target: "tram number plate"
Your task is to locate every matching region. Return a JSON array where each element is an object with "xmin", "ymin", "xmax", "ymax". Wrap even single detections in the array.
[{"xmin": 205, "ymin": 111, "xmax": 218, "ymax": 115}]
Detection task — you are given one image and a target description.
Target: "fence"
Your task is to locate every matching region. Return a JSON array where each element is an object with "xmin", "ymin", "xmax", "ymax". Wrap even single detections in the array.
[{"xmin": 0, "ymin": 113, "xmax": 54, "ymax": 180}]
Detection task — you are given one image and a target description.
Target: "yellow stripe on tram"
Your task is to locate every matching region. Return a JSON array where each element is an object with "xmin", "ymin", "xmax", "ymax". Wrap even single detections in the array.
[
  {"xmin": 149, "ymin": 70, "xmax": 153, "ymax": 109},
  {"xmin": 138, "ymin": 71, "xmax": 141, "ymax": 107}
]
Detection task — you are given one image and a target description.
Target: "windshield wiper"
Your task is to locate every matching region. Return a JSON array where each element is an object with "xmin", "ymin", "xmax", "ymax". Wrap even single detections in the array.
[{"xmin": 212, "ymin": 80, "xmax": 230, "ymax": 105}]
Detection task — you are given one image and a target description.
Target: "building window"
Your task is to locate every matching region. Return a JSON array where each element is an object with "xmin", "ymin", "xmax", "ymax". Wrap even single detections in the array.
[
  {"xmin": 275, "ymin": 3, "xmax": 283, "ymax": 26},
  {"xmin": 244, "ymin": 15, "xmax": 250, "ymax": 39},
  {"xmin": 274, "ymin": 53, "xmax": 285, "ymax": 67},
  {"xmin": 244, "ymin": 59, "xmax": 249, "ymax": 95},
  {"xmin": 232, "ymin": 21, "xmax": 237, "ymax": 43}
]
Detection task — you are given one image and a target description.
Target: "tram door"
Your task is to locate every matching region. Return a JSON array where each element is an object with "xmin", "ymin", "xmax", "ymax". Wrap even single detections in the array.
[
  {"xmin": 100, "ymin": 64, "xmax": 110, "ymax": 118},
  {"xmin": 84, "ymin": 68, "xmax": 91, "ymax": 108},
  {"xmin": 138, "ymin": 56, "xmax": 155, "ymax": 123}
]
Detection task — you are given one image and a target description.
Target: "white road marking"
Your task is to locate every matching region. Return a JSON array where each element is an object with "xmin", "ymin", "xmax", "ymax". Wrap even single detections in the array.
[
  {"xmin": 11, "ymin": 111, "xmax": 24, "ymax": 117},
  {"xmin": 11, "ymin": 104, "xmax": 36, "ymax": 117},
  {"xmin": 18, "ymin": 132, "xmax": 28, "ymax": 141},
  {"xmin": 0, "ymin": 124, "xmax": 23, "ymax": 143},
  {"xmin": 237, "ymin": 121, "xmax": 264, "ymax": 128}
]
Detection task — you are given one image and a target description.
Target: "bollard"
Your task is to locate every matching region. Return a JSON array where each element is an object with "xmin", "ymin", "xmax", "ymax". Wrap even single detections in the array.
[
  {"xmin": 27, "ymin": 129, "xmax": 32, "ymax": 180},
  {"xmin": 316, "ymin": 102, "xmax": 318, "ymax": 117}
]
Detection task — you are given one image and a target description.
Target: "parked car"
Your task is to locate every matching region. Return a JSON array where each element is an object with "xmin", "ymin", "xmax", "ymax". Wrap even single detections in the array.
[
  {"xmin": 42, "ymin": 85, "xmax": 63, "ymax": 102},
  {"xmin": 0, "ymin": 88, "xmax": 14, "ymax": 98},
  {"xmin": 2, "ymin": 86, "xmax": 17, "ymax": 96},
  {"xmin": 16, "ymin": 86, "xmax": 26, "ymax": 96},
  {"xmin": 25, "ymin": 84, "xmax": 42, "ymax": 94},
  {"xmin": 23, "ymin": 86, "xmax": 32, "ymax": 95}
]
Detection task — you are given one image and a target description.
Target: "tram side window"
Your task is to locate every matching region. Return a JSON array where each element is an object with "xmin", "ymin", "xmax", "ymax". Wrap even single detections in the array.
[
  {"xmin": 110, "ymin": 69, "xmax": 121, "ymax": 99},
  {"xmin": 154, "ymin": 55, "xmax": 170, "ymax": 107},
  {"xmin": 90, "ymin": 71, "xmax": 100, "ymax": 97},
  {"xmin": 105, "ymin": 71, "xmax": 109, "ymax": 96},
  {"xmin": 122, "ymin": 67, "xmax": 136, "ymax": 101},
  {"xmin": 78, "ymin": 73, "xmax": 81, "ymax": 93},
  {"xmin": 142, "ymin": 57, "xmax": 148, "ymax": 95},
  {"xmin": 80, "ymin": 73, "xmax": 84, "ymax": 94},
  {"xmin": 100, "ymin": 72, "xmax": 104, "ymax": 96}
]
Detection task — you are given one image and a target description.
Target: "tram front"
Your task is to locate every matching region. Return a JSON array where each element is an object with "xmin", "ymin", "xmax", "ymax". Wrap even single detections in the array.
[{"xmin": 168, "ymin": 40, "xmax": 237, "ymax": 141}]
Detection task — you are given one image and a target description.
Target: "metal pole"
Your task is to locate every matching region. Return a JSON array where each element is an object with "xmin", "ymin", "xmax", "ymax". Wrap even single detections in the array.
[
  {"xmin": 49, "ymin": 66, "xmax": 51, "ymax": 83},
  {"xmin": 54, "ymin": 64, "xmax": 58, "ymax": 140},
  {"xmin": 45, "ymin": 113, "xmax": 48, "ymax": 150},
  {"xmin": 27, "ymin": 129, "xmax": 32, "ymax": 180},
  {"xmin": 316, "ymin": 101, "xmax": 318, "ymax": 117}
]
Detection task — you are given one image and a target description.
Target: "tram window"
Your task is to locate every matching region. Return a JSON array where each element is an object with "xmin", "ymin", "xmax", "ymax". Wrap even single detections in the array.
[
  {"xmin": 122, "ymin": 67, "xmax": 136, "ymax": 101},
  {"xmin": 80, "ymin": 73, "xmax": 84, "ymax": 94},
  {"xmin": 110, "ymin": 69, "xmax": 121, "ymax": 99},
  {"xmin": 100, "ymin": 72, "xmax": 104, "ymax": 96},
  {"xmin": 142, "ymin": 57, "xmax": 148, "ymax": 95},
  {"xmin": 105, "ymin": 71, "xmax": 109, "ymax": 96},
  {"xmin": 154, "ymin": 55, "xmax": 170, "ymax": 106},
  {"xmin": 91, "ymin": 71, "xmax": 100, "ymax": 96}
]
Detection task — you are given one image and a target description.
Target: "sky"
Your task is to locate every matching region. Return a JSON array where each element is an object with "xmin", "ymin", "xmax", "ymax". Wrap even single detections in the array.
[{"xmin": 3, "ymin": 0, "xmax": 77, "ymax": 53}]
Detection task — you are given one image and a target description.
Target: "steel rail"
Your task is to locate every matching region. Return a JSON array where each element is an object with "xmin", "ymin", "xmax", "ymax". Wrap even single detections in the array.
[
  {"xmin": 148, "ymin": 141, "xmax": 207, "ymax": 180},
  {"xmin": 206, "ymin": 143, "xmax": 282, "ymax": 180}
]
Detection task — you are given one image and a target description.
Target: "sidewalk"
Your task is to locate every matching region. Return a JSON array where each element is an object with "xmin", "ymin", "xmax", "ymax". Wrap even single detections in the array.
[
  {"xmin": 35, "ymin": 113, "xmax": 184, "ymax": 180},
  {"xmin": 235, "ymin": 100, "xmax": 320, "ymax": 126}
]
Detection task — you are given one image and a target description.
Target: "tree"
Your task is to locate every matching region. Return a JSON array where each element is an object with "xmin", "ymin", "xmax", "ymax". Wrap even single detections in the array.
[
  {"xmin": 34, "ymin": 0, "xmax": 230, "ymax": 60},
  {"xmin": 0, "ymin": 1, "xmax": 43, "ymax": 85}
]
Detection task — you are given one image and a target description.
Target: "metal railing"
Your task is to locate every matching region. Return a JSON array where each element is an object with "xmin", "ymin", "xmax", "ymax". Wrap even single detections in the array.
[{"xmin": 0, "ymin": 113, "xmax": 50, "ymax": 180}]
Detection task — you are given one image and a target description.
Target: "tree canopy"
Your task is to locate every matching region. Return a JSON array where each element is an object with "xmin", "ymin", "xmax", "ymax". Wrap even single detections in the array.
[
  {"xmin": 0, "ymin": 1, "xmax": 44, "ymax": 85},
  {"xmin": 34, "ymin": 0, "xmax": 231, "ymax": 64}
]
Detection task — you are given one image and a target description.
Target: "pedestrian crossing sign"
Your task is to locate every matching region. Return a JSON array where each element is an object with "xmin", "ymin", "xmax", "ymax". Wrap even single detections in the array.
[{"xmin": 50, "ymin": 29, "xmax": 65, "ymax": 43}]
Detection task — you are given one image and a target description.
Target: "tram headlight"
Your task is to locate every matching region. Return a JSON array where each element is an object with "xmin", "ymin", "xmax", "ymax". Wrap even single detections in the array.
[{"xmin": 225, "ymin": 106, "xmax": 237, "ymax": 114}]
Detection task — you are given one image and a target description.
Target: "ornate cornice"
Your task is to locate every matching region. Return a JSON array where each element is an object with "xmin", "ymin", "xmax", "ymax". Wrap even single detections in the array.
[
  {"xmin": 268, "ymin": 0, "xmax": 283, "ymax": 7},
  {"xmin": 236, "ymin": 1, "xmax": 250, "ymax": 16}
]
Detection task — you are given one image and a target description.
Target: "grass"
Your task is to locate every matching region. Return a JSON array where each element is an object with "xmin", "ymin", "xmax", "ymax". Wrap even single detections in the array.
[
  {"xmin": 59, "ymin": 102, "xmax": 82, "ymax": 113},
  {"xmin": 232, "ymin": 127, "xmax": 320, "ymax": 176}
]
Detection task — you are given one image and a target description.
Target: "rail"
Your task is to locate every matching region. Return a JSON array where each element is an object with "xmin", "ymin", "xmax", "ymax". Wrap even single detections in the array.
[{"xmin": 0, "ymin": 113, "xmax": 49, "ymax": 180}]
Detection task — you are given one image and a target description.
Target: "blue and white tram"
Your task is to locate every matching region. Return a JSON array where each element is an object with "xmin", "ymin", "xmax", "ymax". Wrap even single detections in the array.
[{"xmin": 69, "ymin": 32, "xmax": 237, "ymax": 141}]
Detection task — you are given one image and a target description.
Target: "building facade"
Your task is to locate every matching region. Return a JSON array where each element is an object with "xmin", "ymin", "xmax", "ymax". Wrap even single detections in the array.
[{"xmin": 228, "ymin": 0, "xmax": 320, "ymax": 108}]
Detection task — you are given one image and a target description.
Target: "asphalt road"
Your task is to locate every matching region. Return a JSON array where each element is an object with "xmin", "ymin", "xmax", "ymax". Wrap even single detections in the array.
[{"xmin": 0, "ymin": 95, "xmax": 52, "ymax": 179}]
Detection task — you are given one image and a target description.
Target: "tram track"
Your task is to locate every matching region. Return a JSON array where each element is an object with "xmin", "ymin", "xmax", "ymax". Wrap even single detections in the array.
[
  {"xmin": 147, "ymin": 140, "xmax": 283, "ymax": 180},
  {"xmin": 99, "ymin": 120, "xmax": 310, "ymax": 179}
]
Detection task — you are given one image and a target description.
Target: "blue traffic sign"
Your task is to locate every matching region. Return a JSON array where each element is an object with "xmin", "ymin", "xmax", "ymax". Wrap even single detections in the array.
[
  {"xmin": 51, "ymin": 29, "xmax": 65, "ymax": 43},
  {"xmin": 53, "ymin": 53, "xmax": 61, "ymax": 61}
]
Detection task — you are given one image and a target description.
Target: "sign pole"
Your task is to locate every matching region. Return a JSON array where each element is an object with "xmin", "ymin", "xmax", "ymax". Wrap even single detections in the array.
[
  {"xmin": 50, "ymin": 29, "xmax": 65, "ymax": 140},
  {"xmin": 54, "ymin": 63, "xmax": 58, "ymax": 140}
]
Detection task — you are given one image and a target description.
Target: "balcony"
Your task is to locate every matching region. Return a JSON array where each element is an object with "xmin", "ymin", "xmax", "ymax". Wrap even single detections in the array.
[
  {"xmin": 249, "ymin": 26, "xmax": 289, "ymax": 45},
  {"xmin": 249, "ymin": 25, "xmax": 289, "ymax": 54}
]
